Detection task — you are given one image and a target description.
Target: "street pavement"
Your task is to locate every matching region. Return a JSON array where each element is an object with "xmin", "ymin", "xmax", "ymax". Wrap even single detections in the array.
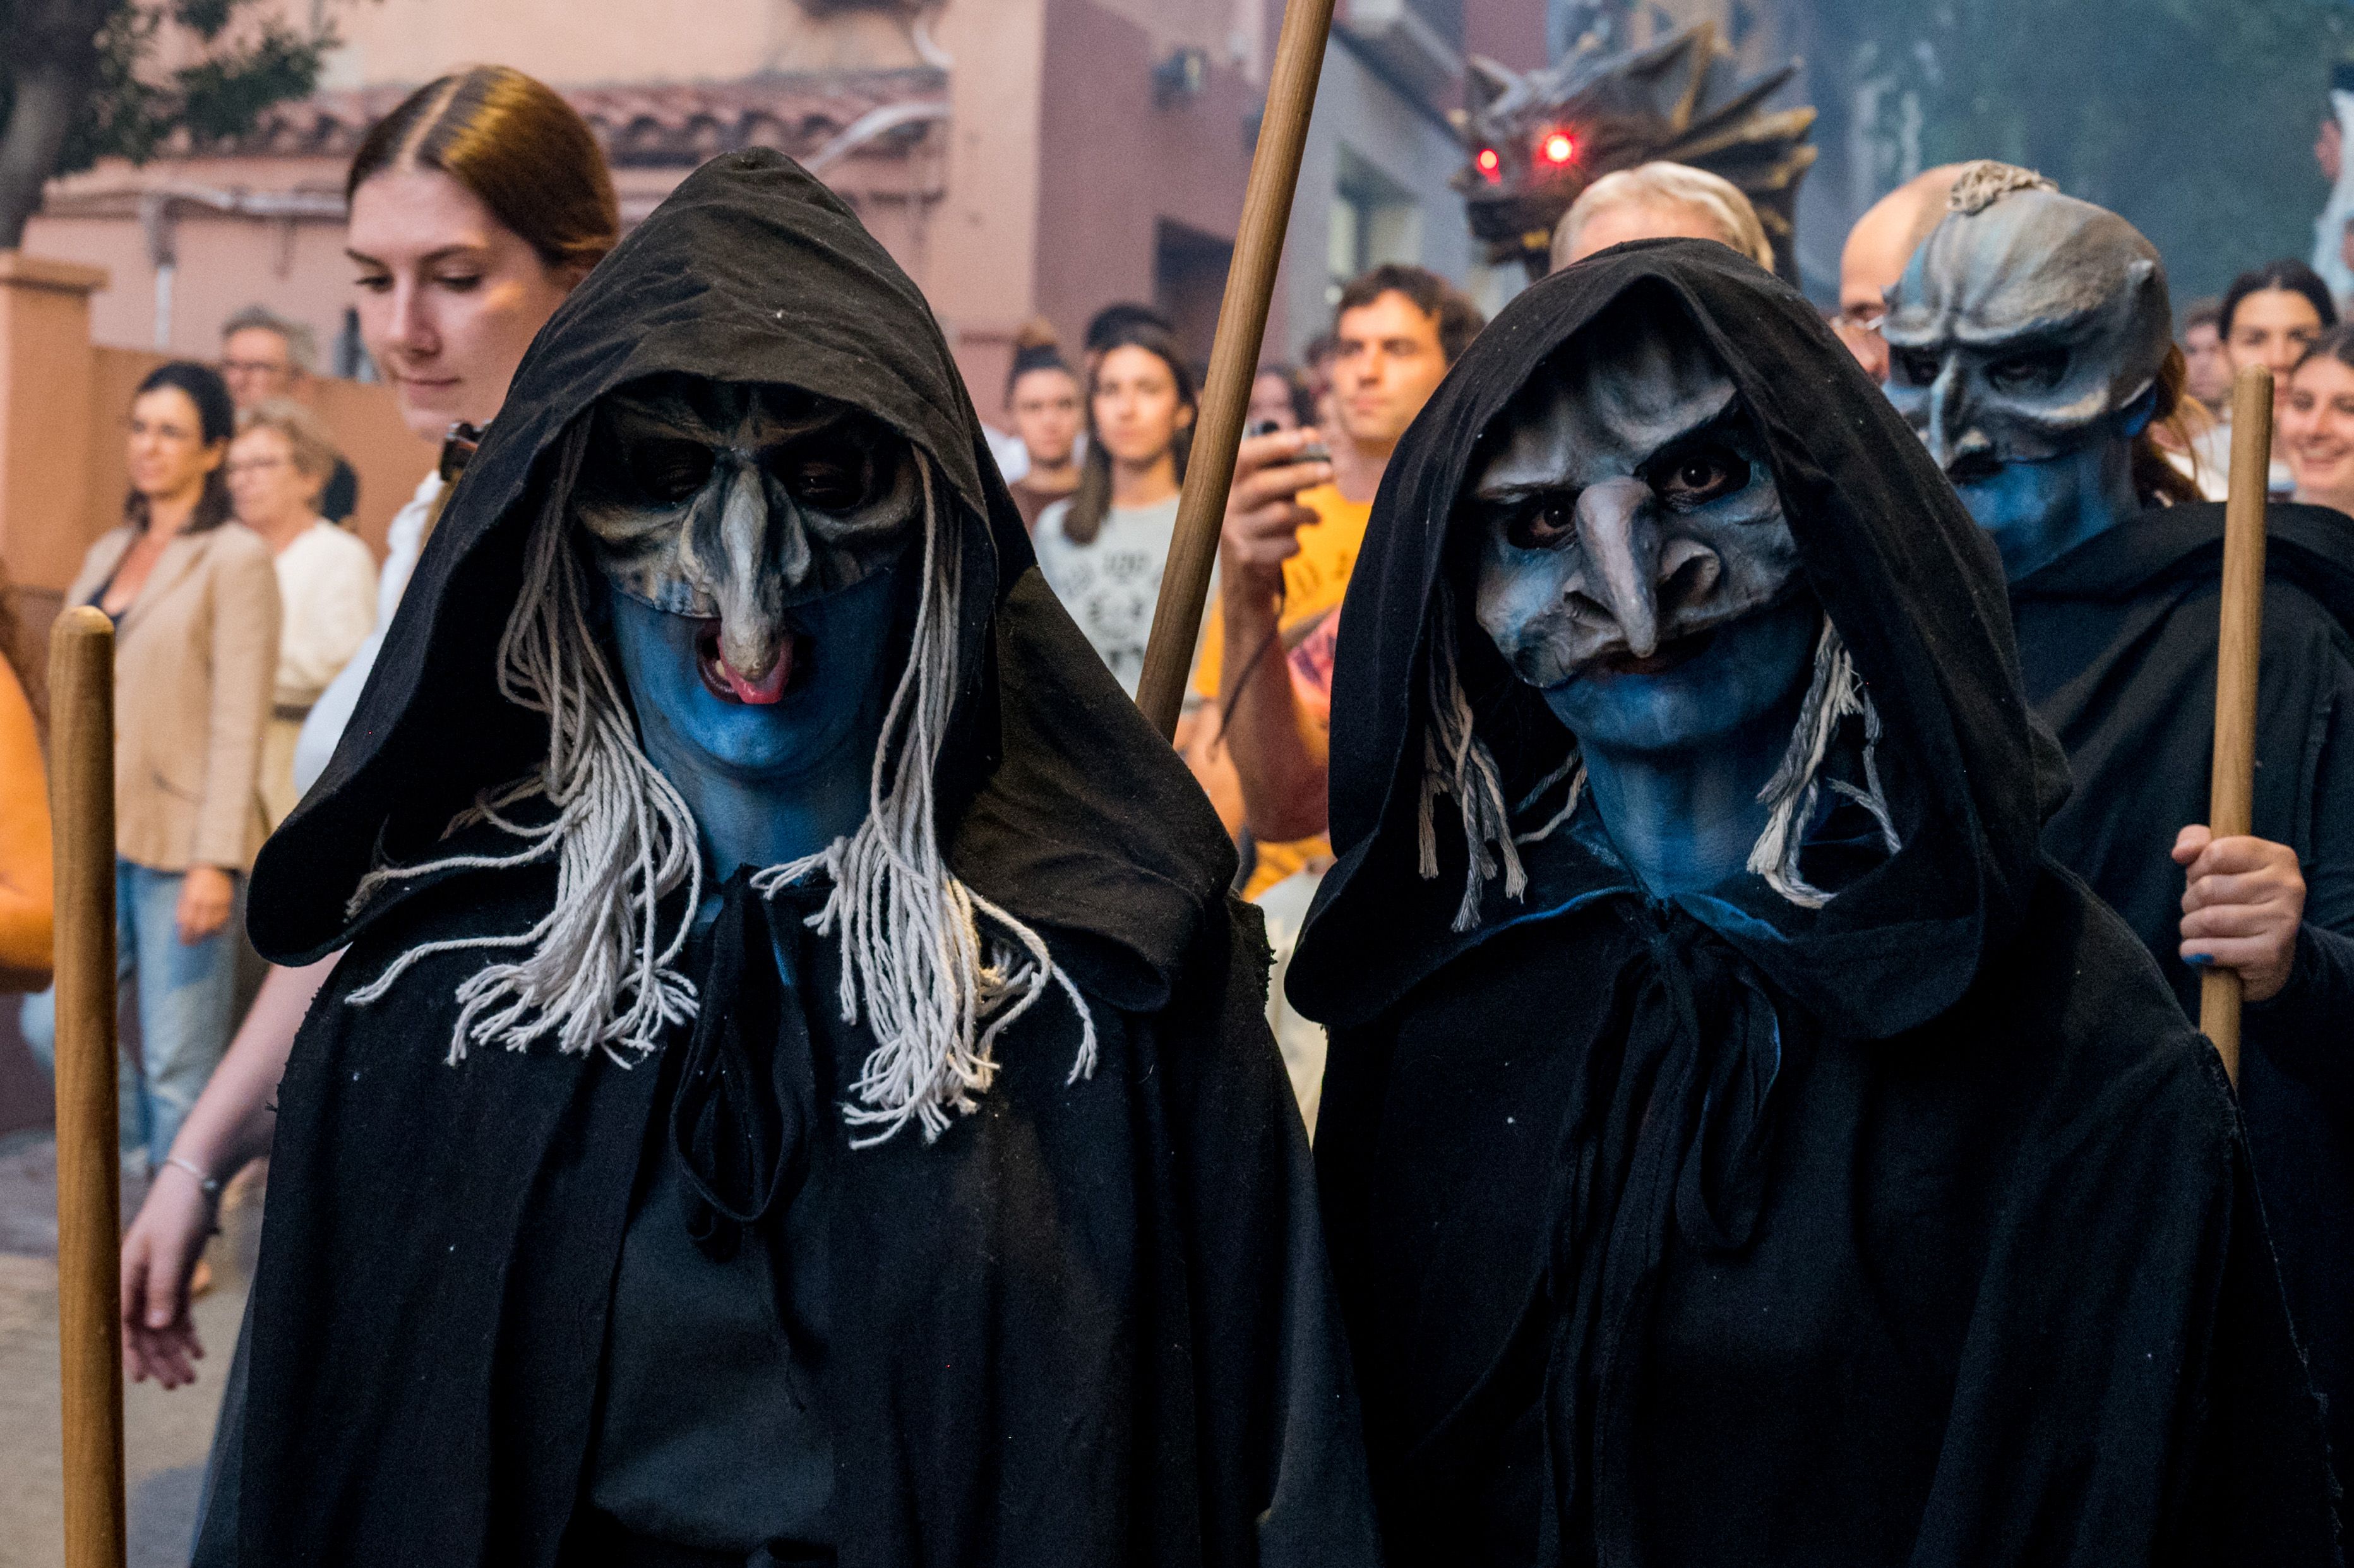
[{"xmin": 0, "ymin": 1131, "xmax": 256, "ymax": 1568}]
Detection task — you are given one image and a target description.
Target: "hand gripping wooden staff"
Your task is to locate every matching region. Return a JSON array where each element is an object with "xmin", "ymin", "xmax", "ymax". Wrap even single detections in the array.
[
  {"xmin": 51, "ymin": 606, "xmax": 126, "ymax": 1568},
  {"xmin": 1133, "ymin": 0, "xmax": 1338, "ymax": 739},
  {"xmin": 2202, "ymin": 364, "xmax": 2275, "ymax": 1087}
]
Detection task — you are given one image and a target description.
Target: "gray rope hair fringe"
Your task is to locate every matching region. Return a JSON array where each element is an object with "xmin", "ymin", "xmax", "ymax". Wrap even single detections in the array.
[
  {"xmin": 1416, "ymin": 592, "xmax": 1895, "ymax": 925},
  {"xmin": 345, "ymin": 431, "xmax": 1094, "ymax": 1147},
  {"xmin": 751, "ymin": 462, "xmax": 1096, "ymax": 1146},
  {"xmin": 344, "ymin": 421, "xmax": 703, "ymax": 1063}
]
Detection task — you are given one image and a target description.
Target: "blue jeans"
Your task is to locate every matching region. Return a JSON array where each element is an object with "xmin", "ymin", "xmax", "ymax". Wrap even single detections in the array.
[{"xmin": 21, "ymin": 860, "xmax": 243, "ymax": 1170}]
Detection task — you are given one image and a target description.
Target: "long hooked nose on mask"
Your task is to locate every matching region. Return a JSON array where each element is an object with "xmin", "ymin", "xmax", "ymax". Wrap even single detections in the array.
[
  {"xmin": 675, "ymin": 458, "xmax": 815, "ymax": 705},
  {"xmin": 1575, "ymin": 476, "xmax": 1723, "ymax": 659},
  {"xmin": 1916, "ymin": 361, "xmax": 1999, "ymax": 479}
]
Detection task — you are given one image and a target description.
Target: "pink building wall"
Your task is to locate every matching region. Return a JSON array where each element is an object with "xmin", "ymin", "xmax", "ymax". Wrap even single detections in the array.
[{"xmin": 1034, "ymin": 0, "xmax": 1274, "ymax": 372}]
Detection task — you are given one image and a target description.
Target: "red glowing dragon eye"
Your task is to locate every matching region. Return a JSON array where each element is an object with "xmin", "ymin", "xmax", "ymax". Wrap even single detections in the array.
[
  {"xmin": 1476, "ymin": 147, "xmax": 1502, "ymax": 180},
  {"xmin": 1543, "ymin": 131, "xmax": 1575, "ymax": 165}
]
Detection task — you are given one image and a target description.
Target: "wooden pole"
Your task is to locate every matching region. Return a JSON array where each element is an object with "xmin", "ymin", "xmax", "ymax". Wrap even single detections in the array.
[
  {"xmin": 50, "ymin": 606, "xmax": 124, "ymax": 1568},
  {"xmin": 1133, "ymin": 0, "xmax": 1338, "ymax": 739},
  {"xmin": 2201, "ymin": 364, "xmax": 2273, "ymax": 1087}
]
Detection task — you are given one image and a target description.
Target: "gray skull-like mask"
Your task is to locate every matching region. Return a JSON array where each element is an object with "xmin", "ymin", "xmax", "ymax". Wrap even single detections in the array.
[
  {"xmin": 1881, "ymin": 173, "xmax": 2170, "ymax": 481},
  {"xmin": 1468, "ymin": 308, "xmax": 1800, "ymax": 691},
  {"xmin": 574, "ymin": 376, "xmax": 919, "ymax": 698}
]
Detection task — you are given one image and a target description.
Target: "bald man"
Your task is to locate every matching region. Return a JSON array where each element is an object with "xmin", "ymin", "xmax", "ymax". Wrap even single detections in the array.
[{"xmin": 1836, "ymin": 164, "xmax": 1967, "ymax": 381}]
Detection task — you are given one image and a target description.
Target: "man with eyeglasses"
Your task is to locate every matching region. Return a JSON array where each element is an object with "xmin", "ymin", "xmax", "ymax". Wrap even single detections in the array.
[
  {"xmin": 1832, "ymin": 164, "xmax": 1966, "ymax": 382},
  {"xmin": 219, "ymin": 304, "xmax": 361, "ymax": 524}
]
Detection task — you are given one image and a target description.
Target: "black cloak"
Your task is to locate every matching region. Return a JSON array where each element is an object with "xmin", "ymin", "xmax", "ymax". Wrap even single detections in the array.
[
  {"xmin": 1292, "ymin": 238, "xmax": 2340, "ymax": 1567},
  {"xmin": 2014, "ymin": 500, "xmax": 2354, "ymax": 1500},
  {"xmin": 201, "ymin": 151, "xmax": 1377, "ymax": 1568}
]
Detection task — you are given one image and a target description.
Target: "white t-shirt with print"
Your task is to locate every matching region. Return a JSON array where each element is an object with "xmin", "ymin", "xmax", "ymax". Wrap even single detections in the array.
[{"xmin": 1031, "ymin": 493, "xmax": 1183, "ymax": 698}]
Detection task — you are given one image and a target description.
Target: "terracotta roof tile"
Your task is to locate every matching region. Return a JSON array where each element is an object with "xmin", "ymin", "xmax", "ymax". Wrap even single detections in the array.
[{"xmin": 194, "ymin": 71, "xmax": 947, "ymax": 167}]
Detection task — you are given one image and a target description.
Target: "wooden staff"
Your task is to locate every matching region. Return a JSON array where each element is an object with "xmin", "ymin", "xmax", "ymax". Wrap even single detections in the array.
[
  {"xmin": 1134, "ymin": 0, "xmax": 1339, "ymax": 739},
  {"xmin": 50, "ymin": 606, "xmax": 124, "ymax": 1568},
  {"xmin": 2201, "ymin": 364, "xmax": 2274, "ymax": 1087}
]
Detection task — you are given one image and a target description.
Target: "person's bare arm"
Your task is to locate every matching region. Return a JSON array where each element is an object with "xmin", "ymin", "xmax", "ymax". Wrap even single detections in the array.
[
  {"xmin": 1174, "ymin": 703, "xmax": 1246, "ymax": 837},
  {"xmin": 1219, "ymin": 429, "xmax": 1334, "ymax": 844},
  {"xmin": 122, "ymin": 952, "xmax": 340, "ymax": 1387}
]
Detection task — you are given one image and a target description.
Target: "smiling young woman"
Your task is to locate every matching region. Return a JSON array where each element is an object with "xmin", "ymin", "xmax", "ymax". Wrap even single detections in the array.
[
  {"xmin": 121, "ymin": 68, "xmax": 618, "ymax": 1406},
  {"xmin": 2285, "ymin": 325, "xmax": 2354, "ymax": 521}
]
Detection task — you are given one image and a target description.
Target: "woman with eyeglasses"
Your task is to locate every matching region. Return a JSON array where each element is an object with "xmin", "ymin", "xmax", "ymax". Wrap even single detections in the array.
[
  {"xmin": 47, "ymin": 362, "xmax": 279, "ymax": 1184},
  {"xmin": 223, "ymin": 398, "xmax": 376, "ymax": 826}
]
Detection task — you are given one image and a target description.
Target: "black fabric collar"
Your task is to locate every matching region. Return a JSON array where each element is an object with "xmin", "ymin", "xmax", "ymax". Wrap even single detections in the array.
[{"xmin": 2016, "ymin": 499, "xmax": 2354, "ymax": 627}]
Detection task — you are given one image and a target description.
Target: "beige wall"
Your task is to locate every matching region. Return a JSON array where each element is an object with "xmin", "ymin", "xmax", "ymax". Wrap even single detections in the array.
[
  {"xmin": 74, "ymin": 349, "xmax": 429, "ymax": 570},
  {"xmin": 305, "ymin": 0, "xmax": 771, "ymax": 87},
  {"xmin": 0, "ymin": 257, "xmax": 107, "ymax": 627},
  {"xmin": 289, "ymin": 0, "xmax": 949, "ymax": 87},
  {"xmin": 0, "ymin": 259, "xmax": 427, "ymax": 686}
]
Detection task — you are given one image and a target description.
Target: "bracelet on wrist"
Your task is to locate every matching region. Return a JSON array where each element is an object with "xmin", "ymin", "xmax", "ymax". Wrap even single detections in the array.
[{"xmin": 162, "ymin": 1154, "xmax": 223, "ymax": 1206}]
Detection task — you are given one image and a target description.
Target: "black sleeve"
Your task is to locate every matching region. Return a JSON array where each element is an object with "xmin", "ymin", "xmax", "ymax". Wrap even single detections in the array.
[
  {"xmin": 320, "ymin": 457, "xmax": 359, "ymax": 525},
  {"xmin": 2250, "ymin": 659, "xmax": 2354, "ymax": 1106},
  {"xmin": 1173, "ymin": 898, "xmax": 1382, "ymax": 1568}
]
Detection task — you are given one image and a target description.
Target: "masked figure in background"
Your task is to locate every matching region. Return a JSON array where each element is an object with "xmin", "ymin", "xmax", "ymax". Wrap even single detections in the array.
[
  {"xmin": 1296, "ymin": 239, "xmax": 2339, "ymax": 1565},
  {"xmin": 194, "ymin": 151, "xmax": 1375, "ymax": 1568},
  {"xmin": 1884, "ymin": 162, "xmax": 2354, "ymax": 1507}
]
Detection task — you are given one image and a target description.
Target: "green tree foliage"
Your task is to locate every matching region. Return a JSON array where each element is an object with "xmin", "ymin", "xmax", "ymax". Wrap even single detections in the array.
[
  {"xmin": 1811, "ymin": 0, "xmax": 2354, "ymax": 301},
  {"xmin": 0, "ymin": 0, "xmax": 334, "ymax": 248}
]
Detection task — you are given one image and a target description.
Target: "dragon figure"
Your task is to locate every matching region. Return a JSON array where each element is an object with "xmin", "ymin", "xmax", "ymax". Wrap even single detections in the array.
[{"xmin": 1456, "ymin": 20, "xmax": 1819, "ymax": 283}]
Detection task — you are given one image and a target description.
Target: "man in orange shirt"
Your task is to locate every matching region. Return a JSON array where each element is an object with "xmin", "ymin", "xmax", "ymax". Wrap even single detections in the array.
[{"xmin": 1204, "ymin": 265, "xmax": 1480, "ymax": 896}]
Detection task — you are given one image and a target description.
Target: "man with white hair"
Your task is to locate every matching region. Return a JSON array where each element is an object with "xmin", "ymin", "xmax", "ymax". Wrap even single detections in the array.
[{"xmin": 1549, "ymin": 160, "xmax": 1774, "ymax": 273}]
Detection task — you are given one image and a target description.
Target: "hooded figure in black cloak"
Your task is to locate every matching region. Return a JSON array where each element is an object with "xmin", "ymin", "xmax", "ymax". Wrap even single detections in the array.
[
  {"xmin": 1294, "ymin": 236, "xmax": 2341, "ymax": 1566},
  {"xmin": 193, "ymin": 150, "xmax": 1377, "ymax": 1568},
  {"xmin": 1884, "ymin": 164, "xmax": 2354, "ymax": 1506}
]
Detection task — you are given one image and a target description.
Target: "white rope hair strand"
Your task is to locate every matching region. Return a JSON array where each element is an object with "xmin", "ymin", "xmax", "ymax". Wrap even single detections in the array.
[
  {"xmin": 1415, "ymin": 580, "xmax": 1531, "ymax": 931},
  {"xmin": 1745, "ymin": 615, "xmax": 1901, "ymax": 908},
  {"xmin": 753, "ymin": 461, "xmax": 1095, "ymax": 1147},
  {"xmin": 345, "ymin": 419, "xmax": 703, "ymax": 1066}
]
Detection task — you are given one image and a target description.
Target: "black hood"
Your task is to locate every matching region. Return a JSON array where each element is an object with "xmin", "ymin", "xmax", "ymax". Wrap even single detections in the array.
[
  {"xmin": 1290, "ymin": 238, "xmax": 2068, "ymax": 1038},
  {"xmin": 252, "ymin": 150, "xmax": 1232, "ymax": 1001}
]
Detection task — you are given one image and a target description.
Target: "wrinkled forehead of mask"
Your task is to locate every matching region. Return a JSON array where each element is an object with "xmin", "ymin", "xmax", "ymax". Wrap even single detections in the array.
[
  {"xmin": 1880, "ymin": 186, "xmax": 2170, "ymax": 464},
  {"xmin": 1466, "ymin": 300, "xmax": 1800, "ymax": 690},
  {"xmin": 573, "ymin": 374, "xmax": 921, "ymax": 618}
]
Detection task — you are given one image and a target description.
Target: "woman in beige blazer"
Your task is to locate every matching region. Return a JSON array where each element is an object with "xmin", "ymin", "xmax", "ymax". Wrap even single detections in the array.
[{"xmin": 47, "ymin": 362, "xmax": 278, "ymax": 1173}]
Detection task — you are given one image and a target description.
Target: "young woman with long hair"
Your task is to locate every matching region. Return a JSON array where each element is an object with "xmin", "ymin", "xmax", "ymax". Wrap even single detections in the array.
[
  {"xmin": 2283, "ymin": 323, "xmax": 2354, "ymax": 520},
  {"xmin": 121, "ymin": 64, "xmax": 619, "ymax": 1394},
  {"xmin": 1030, "ymin": 321, "xmax": 1197, "ymax": 696}
]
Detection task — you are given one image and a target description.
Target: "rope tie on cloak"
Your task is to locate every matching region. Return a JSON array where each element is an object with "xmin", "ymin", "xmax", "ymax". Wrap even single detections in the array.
[
  {"xmin": 346, "ymin": 435, "xmax": 1094, "ymax": 1146},
  {"xmin": 753, "ymin": 461, "xmax": 1096, "ymax": 1147},
  {"xmin": 1541, "ymin": 911, "xmax": 1787, "ymax": 1559},
  {"xmin": 1395, "ymin": 906, "xmax": 1789, "ymax": 1562},
  {"xmin": 1416, "ymin": 592, "xmax": 1897, "ymax": 925},
  {"xmin": 669, "ymin": 871, "xmax": 817, "ymax": 1266}
]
